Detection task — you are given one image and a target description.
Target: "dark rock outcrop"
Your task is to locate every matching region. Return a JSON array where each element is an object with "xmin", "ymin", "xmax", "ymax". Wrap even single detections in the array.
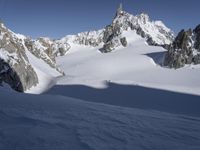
[
  {"xmin": 120, "ymin": 37, "xmax": 128, "ymax": 47},
  {"xmin": 164, "ymin": 24, "xmax": 200, "ymax": 68},
  {"xmin": 194, "ymin": 25, "xmax": 200, "ymax": 51},
  {"xmin": 0, "ymin": 58, "xmax": 23, "ymax": 92},
  {"xmin": 100, "ymin": 22, "xmax": 125, "ymax": 53}
]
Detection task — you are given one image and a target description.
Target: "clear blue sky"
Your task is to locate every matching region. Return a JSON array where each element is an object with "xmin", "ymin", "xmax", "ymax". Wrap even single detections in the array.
[{"xmin": 0, "ymin": 0, "xmax": 199, "ymax": 39}]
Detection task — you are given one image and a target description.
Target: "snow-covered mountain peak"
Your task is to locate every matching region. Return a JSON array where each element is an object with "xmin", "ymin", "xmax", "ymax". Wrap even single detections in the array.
[
  {"xmin": 111, "ymin": 9, "xmax": 174, "ymax": 46},
  {"xmin": 43, "ymin": 6, "xmax": 174, "ymax": 54},
  {"xmin": 0, "ymin": 6, "xmax": 175, "ymax": 91}
]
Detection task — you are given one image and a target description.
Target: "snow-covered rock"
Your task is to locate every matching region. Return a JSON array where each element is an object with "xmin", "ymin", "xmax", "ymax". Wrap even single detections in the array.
[
  {"xmin": 53, "ymin": 4, "xmax": 174, "ymax": 53},
  {"xmin": 72, "ymin": 30, "xmax": 104, "ymax": 47},
  {"xmin": 25, "ymin": 38, "xmax": 65, "ymax": 74},
  {"xmin": 100, "ymin": 5, "xmax": 174, "ymax": 52}
]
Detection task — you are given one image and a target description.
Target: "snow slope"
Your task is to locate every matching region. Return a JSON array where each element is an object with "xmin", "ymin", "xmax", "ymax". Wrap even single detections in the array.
[
  {"xmin": 25, "ymin": 50, "xmax": 61, "ymax": 94},
  {"xmin": 53, "ymin": 30, "xmax": 200, "ymax": 96},
  {"xmin": 0, "ymin": 87, "xmax": 200, "ymax": 150}
]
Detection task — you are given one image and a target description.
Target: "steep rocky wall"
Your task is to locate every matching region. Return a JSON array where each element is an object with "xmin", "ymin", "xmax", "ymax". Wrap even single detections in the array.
[
  {"xmin": 0, "ymin": 23, "xmax": 38, "ymax": 92},
  {"xmin": 0, "ymin": 58, "xmax": 23, "ymax": 92},
  {"xmin": 164, "ymin": 24, "xmax": 200, "ymax": 68}
]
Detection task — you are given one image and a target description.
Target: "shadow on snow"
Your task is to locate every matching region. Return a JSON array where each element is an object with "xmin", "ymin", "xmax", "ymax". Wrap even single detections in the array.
[
  {"xmin": 144, "ymin": 51, "xmax": 166, "ymax": 66},
  {"xmin": 46, "ymin": 82, "xmax": 200, "ymax": 117}
]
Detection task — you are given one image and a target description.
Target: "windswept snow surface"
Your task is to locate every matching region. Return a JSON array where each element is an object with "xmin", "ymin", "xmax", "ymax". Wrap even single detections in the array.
[
  {"xmin": 0, "ymin": 87, "xmax": 200, "ymax": 150},
  {"xmin": 54, "ymin": 30, "xmax": 200, "ymax": 95}
]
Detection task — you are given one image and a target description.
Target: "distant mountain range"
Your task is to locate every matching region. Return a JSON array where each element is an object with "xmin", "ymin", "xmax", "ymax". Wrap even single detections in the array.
[{"xmin": 0, "ymin": 5, "xmax": 199, "ymax": 92}]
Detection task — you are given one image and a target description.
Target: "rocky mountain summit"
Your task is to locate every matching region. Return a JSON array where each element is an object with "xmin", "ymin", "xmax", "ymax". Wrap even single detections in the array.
[
  {"xmin": 58, "ymin": 4, "xmax": 174, "ymax": 53},
  {"xmin": 100, "ymin": 4, "xmax": 174, "ymax": 52},
  {"xmin": 164, "ymin": 24, "xmax": 200, "ymax": 68}
]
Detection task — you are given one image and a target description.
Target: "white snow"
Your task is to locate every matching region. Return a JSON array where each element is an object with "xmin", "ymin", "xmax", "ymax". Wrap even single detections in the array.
[
  {"xmin": 15, "ymin": 33, "xmax": 26, "ymax": 40},
  {"xmin": 0, "ymin": 34, "xmax": 4, "ymax": 40},
  {"xmin": 0, "ymin": 49, "xmax": 18, "ymax": 65},
  {"xmin": 53, "ymin": 30, "xmax": 200, "ymax": 96},
  {"xmin": 154, "ymin": 20, "xmax": 171, "ymax": 32},
  {"xmin": 0, "ymin": 49, "xmax": 9, "ymax": 62}
]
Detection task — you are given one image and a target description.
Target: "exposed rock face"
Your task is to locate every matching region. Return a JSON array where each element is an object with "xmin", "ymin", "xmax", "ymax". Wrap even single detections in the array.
[
  {"xmin": 164, "ymin": 24, "xmax": 200, "ymax": 68},
  {"xmin": 0, "ymin": 58, "xmax": 23, "ymax": 92},
  {"xmin": 194, "ymin": 25, "xmax": 200, "ymax": 51},
  {"xmin": 100, "ymin": 23, "xmax": 125, "ymax": 53},
  {"xmin": 73, "ymin": 30, "xmax": 104, "ymax": 47},
  {"xmin": 120, "ymin": 37, "xmax": 128, "ymax": 47},
  {"xmin": 53, "ymin": 40, "xmax": 71, "ymax": 57},
  {"xmin": 0, "ymin": 22, "xmax": 66, "ymax": 92},
  {"xmin": 0, "ymin": 23, "xmax": 38, "ymax": 91}
]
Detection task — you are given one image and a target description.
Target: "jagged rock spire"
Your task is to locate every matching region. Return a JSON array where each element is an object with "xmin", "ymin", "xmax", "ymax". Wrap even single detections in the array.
[
  {"xmin": 116, "ymin": 3, "xmax": 123, "ymax": 16},
  {"xmin": 0, "ymin": 19, "xmax": 3, "ymax": 26}
]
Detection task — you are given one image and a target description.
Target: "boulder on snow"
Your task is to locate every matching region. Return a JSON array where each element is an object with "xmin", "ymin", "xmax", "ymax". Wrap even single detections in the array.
[
  {"xmin": 120, "ymin": 37, "xmax": 128, "ymax": 47},
  {"xmin": 100, "ymin": 42, "xmax": 115, "ymax": 53}
]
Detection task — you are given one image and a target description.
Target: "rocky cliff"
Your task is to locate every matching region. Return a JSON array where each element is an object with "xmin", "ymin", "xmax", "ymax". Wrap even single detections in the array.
[
  {"xmin": 0, "ymin": 22, "xmax": 65, "ymax": 92},
  {"xmin": 164, "ymin": 24, "xmax": 200, "ymax": 68},
  {"xmin": 0, "ymin": 22, "xmax": 38, "ymax": 91}
]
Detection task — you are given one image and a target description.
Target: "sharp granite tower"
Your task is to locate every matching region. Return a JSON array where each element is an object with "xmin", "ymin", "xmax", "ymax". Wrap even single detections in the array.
[{"xmin": 116, "ymin": 3, "xmax": 123, "ymax": 16}]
